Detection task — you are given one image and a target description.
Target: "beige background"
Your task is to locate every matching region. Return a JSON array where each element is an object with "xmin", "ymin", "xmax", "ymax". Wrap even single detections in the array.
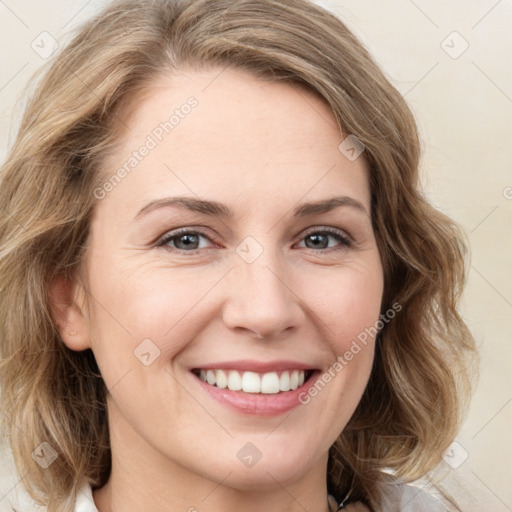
[{"xmin": 0, "ymin": 0, "xmax": 511, "ymax": 510}]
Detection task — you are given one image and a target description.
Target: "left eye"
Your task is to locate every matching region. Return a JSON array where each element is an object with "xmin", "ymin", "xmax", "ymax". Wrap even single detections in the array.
[{"xmin": 296, "ymin": 229, "xmax": 351, "ymax": 250}]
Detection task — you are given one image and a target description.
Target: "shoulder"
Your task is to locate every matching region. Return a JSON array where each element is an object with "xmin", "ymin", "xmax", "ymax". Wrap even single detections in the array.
[
  {"xmin": 6, "ymin": 478, "xmax": 98, "ymax": 512},
  {"xmin": 330, "ymin": 476, "xmax": 450, "ymax": 512},
  {"xmin": 329, "ymin": 476, "xmax": 451, "ymax": 512},
  {"xmin": 379, "ymin": 478, "xmax": 449, "ymax": 512}
]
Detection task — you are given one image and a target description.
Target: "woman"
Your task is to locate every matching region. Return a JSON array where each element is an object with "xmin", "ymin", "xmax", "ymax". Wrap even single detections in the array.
[{"xmin": 0, "ymin": 0, "xmax": 477, "ymax": 511}]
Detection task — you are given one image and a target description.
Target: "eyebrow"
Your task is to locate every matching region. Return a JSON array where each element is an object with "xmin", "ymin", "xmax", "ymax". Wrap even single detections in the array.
[{"xmin": 134, "ymin": 195, "xmax": 369, "ymax": 220}]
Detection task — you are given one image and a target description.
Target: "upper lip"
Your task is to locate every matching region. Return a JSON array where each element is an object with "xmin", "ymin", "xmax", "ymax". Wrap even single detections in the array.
[{"xmin": 191, "ymin": 360, "xmax": 318, "ymax": 373}]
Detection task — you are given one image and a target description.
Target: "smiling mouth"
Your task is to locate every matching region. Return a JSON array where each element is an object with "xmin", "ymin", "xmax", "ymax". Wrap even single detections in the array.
[{"xmin": 191, "ymin": 368, "xmax": 315, "ymax": 394}]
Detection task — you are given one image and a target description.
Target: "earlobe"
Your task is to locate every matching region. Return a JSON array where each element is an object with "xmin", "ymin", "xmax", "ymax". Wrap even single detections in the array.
[{"xmin": 49, "ymin": 274, "xmax": 91, "ymax": 351}]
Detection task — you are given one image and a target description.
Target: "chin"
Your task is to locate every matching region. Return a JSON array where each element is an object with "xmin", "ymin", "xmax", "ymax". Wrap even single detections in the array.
[{"xmin": 203, "ymin": 444, "xmax": 324, "ymax": 491}]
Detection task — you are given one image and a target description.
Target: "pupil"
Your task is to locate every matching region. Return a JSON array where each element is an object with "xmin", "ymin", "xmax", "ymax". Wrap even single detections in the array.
[
  {"xmin": 306, "ymin": 234, "xmax": 327, "ymax": 249},
  {"xmin": 177, "ymin": 234, "xmax": 198, "ymax": 249}
]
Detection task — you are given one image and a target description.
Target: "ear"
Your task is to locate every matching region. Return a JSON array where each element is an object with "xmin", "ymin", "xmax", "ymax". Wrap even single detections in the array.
[{"xmin": 49, "ymin": 274, "xmax": 91, "ymax": 351}]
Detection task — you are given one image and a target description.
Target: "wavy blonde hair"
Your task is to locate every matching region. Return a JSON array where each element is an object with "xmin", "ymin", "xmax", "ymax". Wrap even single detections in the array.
[{"xmin": 0, "ymin": 0, "xmax": 477, "ymax": 510}]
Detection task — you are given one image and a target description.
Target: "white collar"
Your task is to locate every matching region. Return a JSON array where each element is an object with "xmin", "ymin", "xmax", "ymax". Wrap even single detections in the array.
[
  {"xmin": 6, "ymin": 478, "xmax": 446, "ymax": 511},
  {"xmin": 72, "ymin": 480, "xmax": 446, "ymax": 512},
  {"xmin": 75, "ymin": 480, "xmax": 99, "ymax": 512}
]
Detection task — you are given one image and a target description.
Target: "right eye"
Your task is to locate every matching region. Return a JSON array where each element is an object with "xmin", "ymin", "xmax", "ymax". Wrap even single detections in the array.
[{"xmin": 157, "ymin": 229, "xmax": 215, "ymax": 253}]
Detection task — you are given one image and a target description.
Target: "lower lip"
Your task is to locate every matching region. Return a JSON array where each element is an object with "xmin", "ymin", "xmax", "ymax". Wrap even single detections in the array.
[{"xmin": 191, "ymin": 371, "xmax": 321, "ymax": 416}]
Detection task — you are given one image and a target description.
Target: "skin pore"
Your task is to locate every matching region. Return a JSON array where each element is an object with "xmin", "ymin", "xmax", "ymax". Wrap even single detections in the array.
[{"xmin": 51, "ymin": 66, "xmax": 383, "ymax": 512}]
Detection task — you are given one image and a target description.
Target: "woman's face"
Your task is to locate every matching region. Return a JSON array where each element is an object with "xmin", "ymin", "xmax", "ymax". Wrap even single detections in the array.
[{"xmin": 63, "ymin": 67, "xmax": 384, "ymax": 494}]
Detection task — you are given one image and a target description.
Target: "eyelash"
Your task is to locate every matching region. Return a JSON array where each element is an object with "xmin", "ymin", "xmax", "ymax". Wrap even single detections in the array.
[{"xmin": 156, "ymin": 226, "xmax": 353, "ymax": 254}]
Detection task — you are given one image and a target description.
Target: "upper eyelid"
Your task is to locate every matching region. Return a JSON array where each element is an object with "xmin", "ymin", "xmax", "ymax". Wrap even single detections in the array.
[
  {"xmin": 158, "ymin": 227, "xmax": 216, "ymax": 243},
  {"xmin": 300, "ymin": 226, "xmax": 351, "ymax": 240}
]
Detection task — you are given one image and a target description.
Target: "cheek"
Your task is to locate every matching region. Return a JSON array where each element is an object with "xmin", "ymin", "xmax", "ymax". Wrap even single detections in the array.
[
  {"xmin": 85, "ymin": 263, "xmax": 221, "ymax": 383},
  {"xmin": 303, "ymin": 260, "xmax": 384, "ymax": 348},
  {"xmin": 297, "ymin": 260, "xmax": 383, "ymax": 403}
]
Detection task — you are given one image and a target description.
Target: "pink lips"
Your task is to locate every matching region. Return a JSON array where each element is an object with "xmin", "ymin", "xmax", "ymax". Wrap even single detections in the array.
[
  {"xmin": 190, "ymin": 360, "xmax": 320, "ymax": 416},
  {"xmin": 194, "ymin": 359, "xmax": 315, "ymax": 373}
]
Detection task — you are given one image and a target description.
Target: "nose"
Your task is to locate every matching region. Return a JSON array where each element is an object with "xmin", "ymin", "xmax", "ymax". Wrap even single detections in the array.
[{"xmin": 221, "ymin": 246, "xmax": 304, "ymax": 340}]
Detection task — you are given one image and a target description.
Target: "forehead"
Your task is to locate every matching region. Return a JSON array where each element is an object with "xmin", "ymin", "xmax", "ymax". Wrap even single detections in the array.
[{"xmin": 97, "ymin": 66, "xmax": 370, "ymax": 217}]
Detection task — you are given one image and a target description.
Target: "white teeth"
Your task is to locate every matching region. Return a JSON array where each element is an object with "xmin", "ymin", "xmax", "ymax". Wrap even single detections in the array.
[
  {"xmin": 216, "ymin": 369, "xmax": 228, "ymax": 389},
  {"xmin": 206, "ymin": 370, "xmax": 216, "ymax": 385},
  {"xmin": 279, "ymin": 371, "xmax": 291, "ymax": 391},
  {"xmin": 261, "ymin": 372, "xmax": 280, "ymax": 394},
  {"xmin": 242, "ymin": 371, "xmax": 260, "ymax": 393},
  {"xmin": 227, "ymin": 370, "xmax": 242, "ymax": 391},
  {"xmin": 290, "ymin": 370, "xmax": 299, "ymax": 390},
  {"xmin": 196, "ymin": 369, "xmax": 308, "ymax": 394}
]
